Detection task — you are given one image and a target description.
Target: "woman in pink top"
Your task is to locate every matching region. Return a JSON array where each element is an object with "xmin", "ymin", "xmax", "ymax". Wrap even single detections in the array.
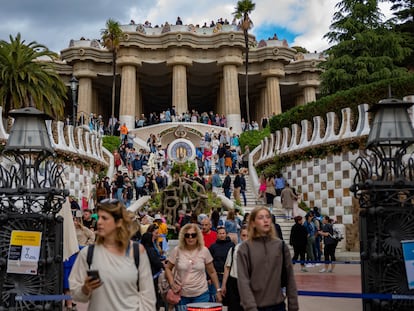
[
  {"xmin": 203, "ymin": 147, "xmax": 213, "ymax": 174},
  {"xmin": 164, "ymin": 223, "xmax": 222, "ymax": 308}
]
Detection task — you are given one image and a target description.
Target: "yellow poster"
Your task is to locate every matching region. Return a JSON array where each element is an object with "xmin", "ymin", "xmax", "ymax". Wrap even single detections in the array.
[{"xmin": 7, "ymin": 230, "xmax": 42, "ymax": 275}]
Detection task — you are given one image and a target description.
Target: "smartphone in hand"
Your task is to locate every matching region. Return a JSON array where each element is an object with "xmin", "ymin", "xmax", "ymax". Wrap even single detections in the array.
[{"xmin": 87, "ymin": 270, "xmax": 101, "ymax": 281}]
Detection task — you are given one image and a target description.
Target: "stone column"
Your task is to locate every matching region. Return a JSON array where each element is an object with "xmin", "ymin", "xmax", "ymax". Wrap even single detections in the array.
[
  {"xmin": 167, "ymin": 56, "xmax": 192, "ymax": 115},
  {"xmin": 298, "ymin": 78, "xmax": 319, "ymax": 106},
  {"xmin": 303, "ymin": 86, "xmax": 316, "ymax": 104},
  {"xmin": 262, "ymin": 67, "xmax": 284, "ymax": 116},
  {"xmin": 266, "ymin": 75, "xmax": 282, "ymax": 115},
  {"xmin": 222, "ymin": 64, "xmax": 242, "ymax": 133},
  {"xmin": 120, "ymin": 65, "xmax": 139, "ymax": 130},
  {"xmin": 172, "ymin": 64, "xmax": 188, "ymax": 115},
  {"xmin": 77, "ymin": 77, "xmax": 93, "ymax": 125}
]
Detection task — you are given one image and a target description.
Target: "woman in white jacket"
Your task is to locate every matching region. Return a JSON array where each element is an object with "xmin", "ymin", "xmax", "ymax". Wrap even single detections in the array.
[{"xmin": 69, "ymin": 199, "xmax": 156, "ymax": 310}]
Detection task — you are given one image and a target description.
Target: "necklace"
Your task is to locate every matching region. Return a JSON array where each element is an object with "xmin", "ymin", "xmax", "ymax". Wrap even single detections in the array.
[{"xmin": 184, "ymin": 248, "xmax": 198, "ymax": 264}]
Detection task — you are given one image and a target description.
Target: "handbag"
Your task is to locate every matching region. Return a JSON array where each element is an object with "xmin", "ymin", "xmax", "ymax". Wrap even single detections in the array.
[
  {"xmin": 159, "ymin": 270, "xmax": 181, "ymax": 304},
  {"xmin": 166, "ymin": 288, "xmax": 181, "ymax": 305},
  {"xmin": 158, "ymin": 248, "xmax": 195, "ymax": 305}
]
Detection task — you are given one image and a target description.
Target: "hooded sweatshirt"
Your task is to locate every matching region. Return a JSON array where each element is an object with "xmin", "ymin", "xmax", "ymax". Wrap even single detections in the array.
[{"xmin": 237, "ymin": 237, "xmax": 299, "ymax": 311}]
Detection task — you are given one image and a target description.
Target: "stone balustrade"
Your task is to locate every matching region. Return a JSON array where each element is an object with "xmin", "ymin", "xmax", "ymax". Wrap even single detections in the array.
[
  {"xmin": 0, "ymin": 106, "xmax": 110, "ymax": 201},
  {"xmin": 248, "ymin": 104, "xmax": 371, "ymax": 224}
]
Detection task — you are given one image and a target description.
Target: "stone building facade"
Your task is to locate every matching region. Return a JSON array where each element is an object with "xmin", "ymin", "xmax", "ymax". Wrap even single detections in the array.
[{"xmin": 55, "ymin": 23, "xmax": 324, "ymax": 133}]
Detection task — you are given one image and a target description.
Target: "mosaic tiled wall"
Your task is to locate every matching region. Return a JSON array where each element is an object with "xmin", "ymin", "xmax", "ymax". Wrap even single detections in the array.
[
  {"xmin": 283, "ymin": 150, "xmax": 362, "ymax": 224},
  {"xmin": 64, "ymin": 165, "xmax": 96, "ymax": 201}
]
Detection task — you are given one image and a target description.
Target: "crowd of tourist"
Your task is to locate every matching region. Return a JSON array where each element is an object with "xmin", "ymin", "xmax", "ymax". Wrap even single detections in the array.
[
  {"xmin": 129, "ymin": 15, "xmax": 239, "ymax": 30},
  {"xmin": 64, "ymin": 154, "xmax": 339, "ymax": 311},
  {"xmin": 65, "ymin": 191, "xmax": 300, "ymax": 310}
]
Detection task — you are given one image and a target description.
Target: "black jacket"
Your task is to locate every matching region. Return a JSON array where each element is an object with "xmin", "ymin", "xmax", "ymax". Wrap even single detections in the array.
[
  {"xmin": 209, "ymin": 237, "xmax": 235, "ymax": 280},
  {"xmin": 222, "ymin": 175, "xmax": 231, "ymax": 189},
  {"xmin": 290, "ymin": 223, "xmax": 308, "ymax": 248}
]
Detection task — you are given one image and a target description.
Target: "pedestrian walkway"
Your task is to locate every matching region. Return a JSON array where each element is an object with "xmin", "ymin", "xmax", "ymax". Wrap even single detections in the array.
[{"xmin": 73, "ymin": 252, "xmax": 362, "ymax": 311}]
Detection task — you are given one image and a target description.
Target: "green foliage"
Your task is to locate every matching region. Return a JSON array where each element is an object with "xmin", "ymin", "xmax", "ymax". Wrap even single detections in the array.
[
  {"xmin": 148, "ymin": 192, "xmax": 163, "ymax": 211},
  {"xmin": 206, "ymin": 192, "xmax": 223, "ymax": 211},
  {"xmin": 239, "ymin": 126, "xmax": 270, "ymax": 151},
  {"xmin": 388, "ymin": 0, "xmax": 414, "ymax": 69},
  {"xmin": 269, "ymin": 75, "xmax": 414, "ymax": 133},
  {"xmin": 320, "ymin": 0, "xmax": 411, "ymax": 95},
  {"xmin": 170, "ymin": 161, "xmax": 197, "ymax": 176},
  {"xmin": 0, "ymin": 33, "xmax": 67, "ymax": 119},
  {"xmin": 257, "ymin": 136, "xmax": 366, "ymax": 179},
  {"xmin": 102, "ymin": 135, "xmax": 121, "ymax": 152}
]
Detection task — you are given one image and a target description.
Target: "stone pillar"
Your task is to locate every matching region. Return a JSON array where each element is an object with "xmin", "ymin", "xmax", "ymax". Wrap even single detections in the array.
[
  {"xmin": 303, "ymin": 86, "xmax": 316, "ymax": 104},
  {"xmin": 266, "ymin": 76, "xmax": 282, "ymax": 115},
  {"xmin": 119, "ymin": 64, "xmax": 137, "ymax": 130},
  {"xmin": 167, "ymin": 56, "xmax": 192, "ymax": 115},
  {"xmin": 77, "ymin": 77, "xmax": 93, "ymax": 125},
  {"xmin": 222, "ymin": 64, "xmax": 242, "ymax": 133},
  {"xmin": 172, "ymin": 64, "xmax": 188, "ymax": 115},
  {"xmin": 262, "ymin": 67, "xmax": 284, "ymax": 116}
]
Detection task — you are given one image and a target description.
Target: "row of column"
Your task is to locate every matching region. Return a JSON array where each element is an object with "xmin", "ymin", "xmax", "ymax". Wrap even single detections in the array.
[{"xmin": 74, "ymin": 61, "xmax": 316, "ymax": 133}]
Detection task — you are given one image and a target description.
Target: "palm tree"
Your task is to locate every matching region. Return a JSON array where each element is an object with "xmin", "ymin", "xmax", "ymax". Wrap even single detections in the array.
[
  {"xmin": 233, "ymin": 0, "xmax": 255, "ymax": 125},
  {"xmin": 0, "ymin": 33, "xmax": 66, "ymax": 119},
  {"xmin": 101, "ymin": 19, "xmax": 123, "ymax": 135}
]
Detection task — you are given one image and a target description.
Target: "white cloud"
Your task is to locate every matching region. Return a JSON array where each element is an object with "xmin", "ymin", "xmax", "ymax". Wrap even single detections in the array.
[{"xmin": 1, "ymin": 0, "xmax": 392, "ymax": 54}]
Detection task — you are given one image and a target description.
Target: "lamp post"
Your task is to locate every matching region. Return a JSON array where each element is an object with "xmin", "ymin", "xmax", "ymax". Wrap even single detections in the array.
[
  {"xmin": 351, "ymin": 98, "xmax": 414, "ymax": 311},
  {"xmin": 70, "ymin": 76, "xmax": 78, "ymax": 126},
  {"xmin": 0, "ymin": 107, "xmax": 68, "ymax": 310}
]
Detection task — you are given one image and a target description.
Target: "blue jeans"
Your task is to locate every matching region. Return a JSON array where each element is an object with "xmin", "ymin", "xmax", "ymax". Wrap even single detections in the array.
[
  {"xmin": 204, "ymin": 159, "xmax": 211, "ymax": 175},
  {"xmin": 176, "ymin": 290, "xmax": 210, "ymax": 310},
  {"xmin": 224, "ymin": 188, "xmax": 231, "ymax": 199},
  {"xmin": 218, "ymin": 157, "xmax": 225, "ymax": 174}
]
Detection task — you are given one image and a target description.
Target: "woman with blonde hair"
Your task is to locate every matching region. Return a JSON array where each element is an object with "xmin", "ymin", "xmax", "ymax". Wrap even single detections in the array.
[
  {"xmin": 69, "ymin": 200, "xmax": 156, "ymax": 310},
  {"xmin": 237, "ymin": 207, "xmax": 298, "ymax": 311},
  {"xmin": 73, "ymin": 215, "xmax": 95, "ymax": 247},
  {"xmin": 165, "ymin": 223, "xmax": 222, "ymax": 309}
]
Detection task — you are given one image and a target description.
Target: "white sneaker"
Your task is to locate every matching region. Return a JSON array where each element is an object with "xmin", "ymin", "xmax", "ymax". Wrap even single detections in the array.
[
  {"xmin": 319, "ymin": 268, "xmax": 326, "ymax": 273},
  {"xmin": 315, "ymin": 263, "xmax": 322, "ymax": 266},
  {"xmin": 305, "ymin": 264, "xmax": 313, "ymax": 268}
]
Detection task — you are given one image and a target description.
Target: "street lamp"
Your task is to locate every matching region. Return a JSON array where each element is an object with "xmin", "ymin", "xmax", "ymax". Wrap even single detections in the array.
[
  {"xmin": 0, "ymin": 107, "xmax": 68, "ymax": 310},
  {"xmin": 70, "ymin": 76, "xmax": 78, "ymax": 126},
  {"xmin": 351, "ymin": 98, "xmax": 414, "ymax": 311}
]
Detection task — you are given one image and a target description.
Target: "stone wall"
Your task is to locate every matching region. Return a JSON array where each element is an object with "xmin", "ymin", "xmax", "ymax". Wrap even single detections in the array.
[{"xmin": 0, "ymin": 106, "xmax": 110, "ymax": 201}]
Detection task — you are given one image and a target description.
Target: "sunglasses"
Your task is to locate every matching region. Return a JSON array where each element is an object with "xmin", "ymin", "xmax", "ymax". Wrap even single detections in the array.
[
  {"xmin": 184, "ymin": 233, "xmax": 197, "ymax": 239},
  {"xmin": 100, "ymin": 198, "xmax": 119, "ymax": 204}
]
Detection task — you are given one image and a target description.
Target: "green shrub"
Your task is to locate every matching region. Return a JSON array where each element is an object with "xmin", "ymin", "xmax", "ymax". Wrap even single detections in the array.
[
  {"xmin": 102, "ymin": 135, "xmax": 121, "ymax": 152},
  {"xmin": 239, "ymin": 127, "xmax": 271, "ymax": 151},
  {"xmin": 269, "ymin": 75, "xmax": 414, "ymax": 133},
  {"xmin": 170, "ymin": 161, "xmax": 197, "ymax": 176}
]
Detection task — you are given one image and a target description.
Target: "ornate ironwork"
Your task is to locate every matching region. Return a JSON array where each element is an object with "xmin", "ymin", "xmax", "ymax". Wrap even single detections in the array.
[
  {"xmin": 0, "ymin": 148, "xmax": 68, "ymax": 310},
  {"xmin": 0, "ymin": 152, "xmax": 67, "ymax": 214},
  {"xmin": 351, "ymin": 142, "xmax": 414, "ymax": 310}
]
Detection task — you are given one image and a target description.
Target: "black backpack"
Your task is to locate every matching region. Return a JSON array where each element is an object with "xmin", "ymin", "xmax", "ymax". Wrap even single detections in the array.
[{"xmin": 86, "ymin": 242, "xmax": 140, "ymax": 290}]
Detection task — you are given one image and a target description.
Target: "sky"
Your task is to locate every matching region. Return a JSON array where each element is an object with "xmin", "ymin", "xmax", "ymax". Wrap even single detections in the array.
[{"xmin": 0, "ymin": 0, "xmax": 392, "ymax": 55}]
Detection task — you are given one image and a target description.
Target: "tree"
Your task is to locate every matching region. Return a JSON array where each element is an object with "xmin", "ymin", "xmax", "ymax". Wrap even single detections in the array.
[
  {"xmin": 320, "ymin": 0, "xmax": 411, "ymax": 95},
  {"xmin": 233, "ymin": 0, "xmax": 255, "ymax": 125},
  {"xmin": 387, "ymin": 0, "xmax": 414, "ymax": 69},
  {"xmin": 101, "ymin": 19, "xmax": 123, "ymax": 135},
  {"xmin": 0, "ymin": 33, "xmax": 66, "ymax": 119}
]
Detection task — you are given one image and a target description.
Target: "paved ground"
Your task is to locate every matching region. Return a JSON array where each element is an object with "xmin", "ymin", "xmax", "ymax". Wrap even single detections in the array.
[{"xmin": 72, "ymin": 253, "xmax": 363, "ymax": 311}]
